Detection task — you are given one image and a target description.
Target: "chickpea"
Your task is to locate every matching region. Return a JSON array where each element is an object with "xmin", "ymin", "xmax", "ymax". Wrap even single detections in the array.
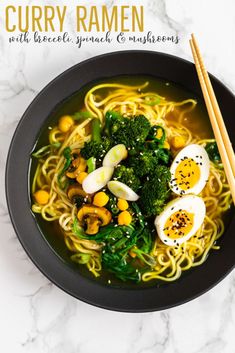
[
  {"xmin": 58, "ymin": 115, "xmax": 74, "ymax": 133},
  {"xmin": 118, "ymin": 210, "xmax": 132, "ymax": 226},
  {"xmin": 34, "ymin": 190, "xmax": 49, "ymax": 205},
  {"xmin": 93, "ymin": 192, "xmax": 109, "ymax": 207},
  {"xmin": 117, "ymin": 198, "xmax": 129, "ymax": 211},
  {"xmin": 171, "ymin": 136, "xmax": 186, "ymax": 150}
]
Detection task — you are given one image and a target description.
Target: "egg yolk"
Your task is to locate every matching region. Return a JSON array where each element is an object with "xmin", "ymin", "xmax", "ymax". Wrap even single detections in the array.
[
  {"xmin": 175, "ymin": 158, "xmax": 201, "ymax": 191},
  {"xmin": 163, "ymin": 209, "xmax": 194, "ymax": 240}
]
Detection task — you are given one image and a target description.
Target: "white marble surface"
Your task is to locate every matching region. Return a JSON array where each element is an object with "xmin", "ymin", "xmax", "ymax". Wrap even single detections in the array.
[{"xmin": 0, "ymin": 0, "xmax": 235, "ymax": 352}]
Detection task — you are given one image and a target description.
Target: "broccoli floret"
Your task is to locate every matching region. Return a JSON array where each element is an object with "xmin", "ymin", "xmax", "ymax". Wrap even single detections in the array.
[
  {"xmin": 138, "ymin": 165, "xmax": 171, "ymax": 217},
  {"xmin": 141, "ymin": 139, "xmax": 172, "ymax": 166},
  {"xmin": 112, "ymin": 115, "xmax": 151, "ymax": 147},
  {"xmin": 129, "ymin": 115, "xmax": 152, "ymax": 143},
  {"xmin": 80, "ymin": 138, "xmax": 112, "ymax": 160},
  {"xmin": 127, "ymin": 151, "xmax": 158, "ymax": 177},
  {"xmin": 105, "ymin": 112, "xmax": 151, "ymax": 147},
  {"xmin": 113, "ymin": 165, "xmax": 140, "ymax": 192},
  {"xmin": 104, "ymin": 111, "xmax": 128, "ymax": 136},
  {"xmin": 80, "ymin": 118, "xmax": 113, "ymax": 161}
]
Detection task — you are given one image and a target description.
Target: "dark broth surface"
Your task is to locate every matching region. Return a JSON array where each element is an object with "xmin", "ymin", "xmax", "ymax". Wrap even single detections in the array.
[{"xmin": 30, "ymin": 75, "xmax": 227, "ymax": 289}]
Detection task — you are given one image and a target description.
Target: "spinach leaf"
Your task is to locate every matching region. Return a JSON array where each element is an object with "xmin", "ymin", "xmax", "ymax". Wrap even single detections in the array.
[
  {"xmin": 57, "ymin": 147, "xmax": 72, "ymax": 189},
  {"xmin": 205, "ymin": 141, "xmax": 221, "ymax": 164}
]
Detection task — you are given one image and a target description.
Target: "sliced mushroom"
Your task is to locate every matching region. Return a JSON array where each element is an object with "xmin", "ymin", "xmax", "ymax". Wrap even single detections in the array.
[
  {"xmin": 85, "ymin": 215, "xmax": 101, "ymax": 235},
  {"xmin": 77, "ymin": 205, "xmax": 112, "ymax": 235},
  {"xmin": 66, "ymin": 156, "xmax": 87, "ymax": 179},
  {"xmin": 67, "ymin": 184, "xmax": 92, "ymax": 204}
]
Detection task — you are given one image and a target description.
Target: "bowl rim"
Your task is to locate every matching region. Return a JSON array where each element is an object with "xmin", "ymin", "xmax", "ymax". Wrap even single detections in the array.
[{"xmin": 5, "ymin": 50, "xmax": 235, "ymax": 312}]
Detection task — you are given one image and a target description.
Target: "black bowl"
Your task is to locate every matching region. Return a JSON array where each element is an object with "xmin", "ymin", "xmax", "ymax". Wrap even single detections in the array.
[{"xmin": 5, "ymin": 51, "xmax": 235, "ymax": 312}]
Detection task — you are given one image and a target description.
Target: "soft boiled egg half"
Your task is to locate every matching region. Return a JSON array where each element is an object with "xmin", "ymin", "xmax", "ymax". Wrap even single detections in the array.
[
  {"xmin": 155, "ymin": 195, "xmax": 206, "ymax": 246},
  {"xmin": 169, "ymin": 144, "xmax": 210, "ymax": 196}
]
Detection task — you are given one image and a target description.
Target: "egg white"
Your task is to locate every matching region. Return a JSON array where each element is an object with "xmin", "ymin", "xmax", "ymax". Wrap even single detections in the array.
[
  {"xmin": 169, "ymin": 144, "xmax": 210, "ymax": 196},
  {"xmin": 154, "ymin": 195, "xmax": 206, "ymax": 246}
]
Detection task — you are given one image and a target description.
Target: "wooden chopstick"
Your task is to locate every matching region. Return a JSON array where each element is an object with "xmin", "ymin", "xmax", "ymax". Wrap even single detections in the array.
[
  {"xmin": 189, "ymin": 36, "xmax": 235, "ymax": 205},
  {"xmin": 191, "ymin": 34, "xmax": 235, "ymax": 177}
]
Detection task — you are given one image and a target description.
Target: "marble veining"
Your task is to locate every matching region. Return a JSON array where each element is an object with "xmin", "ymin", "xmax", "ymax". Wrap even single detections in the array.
[{"xmin": 0, "ymin": 0, "xmax": 235, "ymax": 352}]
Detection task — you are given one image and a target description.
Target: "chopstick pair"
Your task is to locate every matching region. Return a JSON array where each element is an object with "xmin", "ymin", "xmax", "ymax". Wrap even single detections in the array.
[{"xmin": 189, "ymin": 34, "xmax": 235, "ymax": 205}]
